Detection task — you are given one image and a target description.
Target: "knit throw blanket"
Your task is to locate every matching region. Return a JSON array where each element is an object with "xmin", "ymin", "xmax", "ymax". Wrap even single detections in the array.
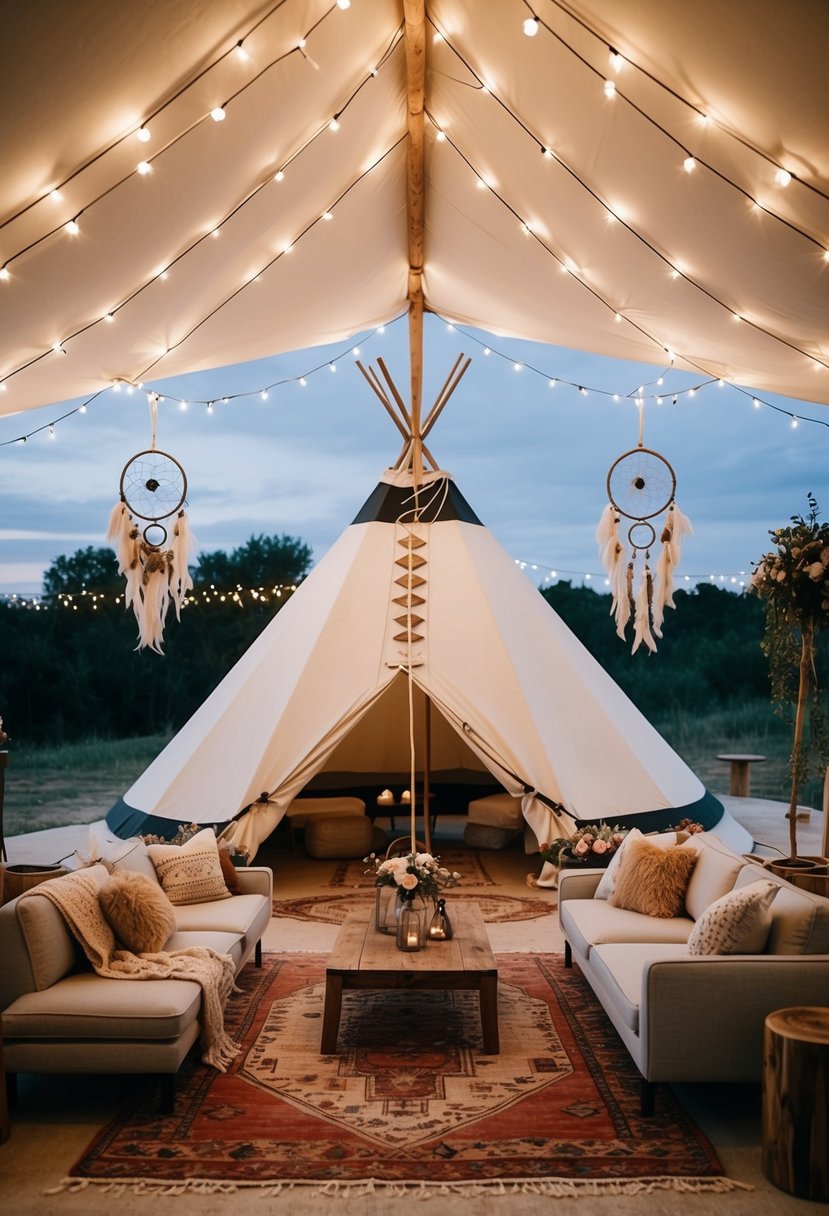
[{"xmin": 20, "ymin": 869, "xmax": 240, "ymax": 1071}]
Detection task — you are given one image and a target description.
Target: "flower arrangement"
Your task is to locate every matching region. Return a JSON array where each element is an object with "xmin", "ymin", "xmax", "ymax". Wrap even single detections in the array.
[
  {"xmin": 750, "ymin": 493, "xmax": 829, "ymax": 861},
  {"xmin": 365, "ymin": 850, "xmax": 460, "ymax": 902},
  {"xmin": 538, "ymin": 823, "xmax": 627, "ymax": 867}
]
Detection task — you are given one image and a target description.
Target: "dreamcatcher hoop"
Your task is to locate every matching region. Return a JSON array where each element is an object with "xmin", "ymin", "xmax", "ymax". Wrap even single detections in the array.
[
  {"xmin": 119, "ymin": 448, "xmax": 187, "ymax": 529},
  {"xmin": 606, "ymin": 446, "xmax": 676, "ymax": 522}
]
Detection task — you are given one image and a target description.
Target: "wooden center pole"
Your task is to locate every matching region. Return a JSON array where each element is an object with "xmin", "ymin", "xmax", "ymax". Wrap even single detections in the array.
[{"xmin": 403, "ymin": 0, "xmax": 426, "ymax": 488}]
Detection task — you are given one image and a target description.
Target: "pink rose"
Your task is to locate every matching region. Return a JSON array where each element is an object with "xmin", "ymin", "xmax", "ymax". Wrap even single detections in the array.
[
  {"xmin": 399, "ymin": 872, "xmax": 418, "ymax": 890},
  {"xmin": 573, "ymin": 838, "xmax": 590, "ymax": 856},
  {"xmin": 591, "ymin": 839, "xmax": 610, "ymax": 854}
]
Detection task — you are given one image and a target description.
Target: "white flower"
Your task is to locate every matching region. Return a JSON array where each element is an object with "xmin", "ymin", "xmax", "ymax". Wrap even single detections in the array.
[{"xmin": 807, "ymin": 561, "xmax": 824, "ymax": 580}]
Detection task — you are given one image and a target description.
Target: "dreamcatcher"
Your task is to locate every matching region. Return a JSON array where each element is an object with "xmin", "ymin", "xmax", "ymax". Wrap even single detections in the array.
[
  {"xmin": 596, "ymin": 408, "xmax": 692, "ymax": 654},
  {"xmin": 106, "ymin": 393, "xmax": 194, "ymax": 652}
]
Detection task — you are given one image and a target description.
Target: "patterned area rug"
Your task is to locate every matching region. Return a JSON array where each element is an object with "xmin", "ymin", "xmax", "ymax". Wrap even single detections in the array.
[
  {"xmin": 61, "ymin": 954, "xmax": 744, "ymax": 1198},
  {"xmin": 328, "ymin": 848, "xmax": 495, "ymax": 889},
  {"xmin": 273, "ymin": 891, "xmax": 555, "ymax": 924}
]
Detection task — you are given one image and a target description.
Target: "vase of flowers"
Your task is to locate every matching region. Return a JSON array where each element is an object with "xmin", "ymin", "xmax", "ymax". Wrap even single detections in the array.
[
  {"xmin": 541, "ymin": 823, "xmax": 628, "ymax": 868},
  {"xmin": 751, "ymin": 494, "xmax": 829, "ymax": 866},
  {"xmin": 367, "ymin": 848, "xmax": 460, "ymax": 935}
]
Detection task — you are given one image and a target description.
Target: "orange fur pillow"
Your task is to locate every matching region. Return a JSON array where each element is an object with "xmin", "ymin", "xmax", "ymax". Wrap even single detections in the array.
[
  {"xmin": 99, "ymin": 871, "xmax": 176, "ymax": 953},
  {"xmin": 608, "ymin": 836, "xmax": 697, "ymax": 918}
]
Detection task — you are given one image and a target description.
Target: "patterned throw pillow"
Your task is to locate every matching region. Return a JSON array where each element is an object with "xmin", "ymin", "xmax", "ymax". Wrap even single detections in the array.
[
  {"xmin": 687, "ymin": 879, "xmax": 779, "ymax": 955},
  {"xmin": 146, "ymin": 827, "xmax": 231, "ymax": 905},
  {"xmin": 608, "ymin": 835, "xmax": 697, "ymax": 918},
  {"xmin": 98, "ymin": 870, "xmax": 176, "ymax": 953}
]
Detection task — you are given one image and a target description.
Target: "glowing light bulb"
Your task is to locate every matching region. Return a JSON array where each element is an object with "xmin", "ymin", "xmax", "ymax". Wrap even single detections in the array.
[
  {"xmin": 329, "ymin": 116, "xmax": 340, "ymax": 131},
  {"xmin": 377, "ymin": 325, "xmax": 385, "ymax": 333},
  {"xmin": 603, "ymin": 79, "xmax": 616, "ymax": 98},
  {"xmin": 210, "ymin": 106, "xmax": 226, "ymax": 122},
  {"xmin": 791, "ymin": 416, "xmax": 799, "ymax": 428},
  {"xmin": 299, "ymin": 377, "xmax": 307, "ymax": 386},
  {"xmin": 211, "ymin": 227, "xmax": 220, "ymax": 238},
  {"xmin": 548, "ymin": 379, "xmax": 556, "ymax": 387},
  {"xmin": 298, "ymin": 38, "xmax": 306, "ymax": 49},
  {"xmin": 614, "ymin": 312, "xmax": 622, "ymax": 322},
  {"xmin": 50, "ymin": 188, "xmax": 63, "ymax": 201},
  {"xmin": 435, "ymin": 129, "xmax": 446, "ymax": 142},
  {"xmin": 260, "ymin": 390, "xmax": 268, "ymax": 400},
  {"xmin": 79, "ymin": 404, "xmax": 87, "ymax": 413},
  {"xmin": 136, "ymin": 126, "xmax": 151, "ymax": 142},
  {"xmin": 65, "ymin": 218, "xmax": 80, "ymax": 235},
  {"xmin": 336, "ymin": 0, "xmax": 351, "ymax": 8},
  {"xmin": 136, "ymin": 160, "xmax": 152, "ymax": 175},
  {"xmin": 282, "ymin": 243, "xmax": 293, "ymax": 254},
  {"xmin": 513, "ymin": 362, "xmax": 522, "ymax": 372},
  {"xmin": 683, "ymin": 156, "xmax": 696, "ymax": 172},
  {"xmin": 609, "ymin": 49, "xmax": 624, "ymax": 71},
  {"xmin": 104, "ymin": 312, "xmax": 114, "ymax": 323},
  {"xmin": 775, "ymin": 168, "xmax": 791, "ymax": 187},
  {"xmin": 322, "ymin": 210, "xmax": 333, "ymax": 221},
  {"xmin": 274, "ymin": 169, "xmax": 285, "ymax": 181},
  {"xmin": 0, "ymin": 267, "xmax": 9, "ymax": 281},
  {"xmin": 353, "ymin": 346, "xmax": 360, "ymax": 355},
  {"xmin": 542, "ymin": 147, "xmax": 553, "ymax": 159},
  {"xmin": 207, "ymin": 402, "xmax": 214, "ymax": 413},
  {"xmin": 523, "ymin": 17, "xmax": 539, "ymax": 36},
  {"xmin": 235, "ymin": 40, "xmax": 249, "ymax": 61},
  {"xmin": 329, "ymin": 362, "xmax": 337, "ymax": 372},
  {"xmin": 49, "ymin": 425, "xmax": 55, "ymax": 439},
  {"xmin": 52, "ymin": 341, "xmax": 64, "ymax": 354},
  {"xmin": 753, "ymin": 398, "xmax": 761, "ymax": 408},
  {"xmin": 180, "ymin": 400, "xmax": 188, "ymax": 410}
]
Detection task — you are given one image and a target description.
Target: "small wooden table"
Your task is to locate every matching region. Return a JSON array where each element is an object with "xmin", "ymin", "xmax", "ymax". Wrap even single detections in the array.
[
  {"xmin": 762, "ymin": 1006, "xmax": 829, "ymax": 1202},
  {"xmin": 717, "ymin": 752, "xmax": 766, "ymax": 797},
  {"xmin": 321, "ymin": 902, "xmax": 499, "ymax": 1055}
]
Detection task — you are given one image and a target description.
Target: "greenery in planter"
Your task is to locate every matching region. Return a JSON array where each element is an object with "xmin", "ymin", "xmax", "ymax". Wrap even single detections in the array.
[{"xmin": 750, "ymin": 493, "xmax": 829, "ymax": 862}]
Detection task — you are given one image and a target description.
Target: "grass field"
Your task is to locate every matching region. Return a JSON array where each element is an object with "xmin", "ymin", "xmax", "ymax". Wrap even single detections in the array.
[{"xmin": 1, "ymin": 701, "xmax": 824, "ymax": 839}]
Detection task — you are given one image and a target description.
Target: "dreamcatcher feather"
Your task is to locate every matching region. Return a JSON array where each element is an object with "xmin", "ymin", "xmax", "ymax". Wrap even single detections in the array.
[
  {"xmin": 108, "ymin": 394, "xmax": 194, "ymax": 652},
  {"xmin": 598, "ymin": 423, "xmax": 691, "ymax": 653}
]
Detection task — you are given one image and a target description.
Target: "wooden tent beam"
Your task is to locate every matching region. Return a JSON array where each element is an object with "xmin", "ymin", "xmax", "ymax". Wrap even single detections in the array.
[
  {"xmin": 423, "ymin": 354, "xmax": 471, "ymax": 438},
  {"xmin": 404, "ymin": 0, "xmax": 426, "ymax": 486},
  {"xmin": 356, "ymin": 361, "xmax": 410, "ymax": 444}
]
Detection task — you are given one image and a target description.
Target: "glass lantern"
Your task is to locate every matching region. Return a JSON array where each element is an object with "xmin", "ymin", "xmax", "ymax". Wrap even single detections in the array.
[
  {"xmin": 375, "ymin": 884, "xmax": 401, "ymax": 934},
  {"xmin": 428, "ymin": 897, "xmax": 453, "ymax": 941},
  {"xmin": 396, "ymin": 892, "xmax": 425, "ymax": 951}
]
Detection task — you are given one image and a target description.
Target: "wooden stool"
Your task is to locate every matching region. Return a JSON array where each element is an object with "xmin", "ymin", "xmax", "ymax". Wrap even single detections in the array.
[
  {"xmin": 717, "ymin": 752, "xmax": 766, "ymax": 797},
  {"xmin": 762, "ymin": 1006, "xmax": 829, "ymax": 1202}
]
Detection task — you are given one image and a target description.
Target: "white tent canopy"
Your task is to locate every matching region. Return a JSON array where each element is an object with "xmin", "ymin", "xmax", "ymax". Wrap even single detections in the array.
[
  {"xmin": 2, "ymin": 0, "xmax": 828, "ymax": 417},
  {"xmin": 107, "ymin": 467, "xmax": 750, "ymax": 859}
]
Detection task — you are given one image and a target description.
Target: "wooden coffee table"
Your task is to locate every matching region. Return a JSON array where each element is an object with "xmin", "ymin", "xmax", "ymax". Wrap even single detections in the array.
[{"xmin": 321, "ymin": 901, "xmax": 499, "ymax": 1054}]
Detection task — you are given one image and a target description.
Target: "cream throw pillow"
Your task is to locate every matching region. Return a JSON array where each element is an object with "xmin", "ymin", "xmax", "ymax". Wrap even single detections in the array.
[
  {"xmin": 609, "ymin": 835, "xmax": 697, "ymax": 918},
  {"xmin": 146, "ymin": 827, "xmax": 231, "ymax": 905},
  {"xmin": 99, "ymin": 870, "xmax": 176, "ymax": 953},
  {"xmin": 687, "ymin": 879, "xmax": 779, "ymax": 955}
]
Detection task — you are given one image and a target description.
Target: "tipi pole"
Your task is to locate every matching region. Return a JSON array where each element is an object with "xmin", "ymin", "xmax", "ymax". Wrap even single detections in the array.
[
  {"xmin": 403, "ymin": 0, "xmax": 425, "ymax": 487},
  {"xmin": 423, "ymin": 355, "xmax": 472, "ymax": 438},
  {"xmin": 423, "ymin": 694, "xmax": 432, "ymax": 854}
]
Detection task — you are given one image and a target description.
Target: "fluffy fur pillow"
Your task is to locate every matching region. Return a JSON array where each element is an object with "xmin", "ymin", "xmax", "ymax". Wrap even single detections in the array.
[
  {"xmin": 687, "ymin": 879, "xmax": 779, "ymax": 955},
  {"xmin": 609, "ymin": 836, "xmax": 697, "ymax": 918},
  {"xmin": 594, "ymin": 828, "xmax": 677, "ymax": 900},
  {"xmin": 146, "ymin": 827, "xmax": 231, "ymax": 905},
  {"xmin": 98, "ymin": 871, "xmax": 176, "ymax": 953}
]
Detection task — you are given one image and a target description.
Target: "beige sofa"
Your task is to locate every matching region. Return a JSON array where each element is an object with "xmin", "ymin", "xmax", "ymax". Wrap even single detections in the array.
[
  {"xmin": 0, "ymin": 840, "xmax": 272, "ymax": 1112},
  {"xmin": 558, "ymin": 833, "xmax": 829, "ymax": 1113}
]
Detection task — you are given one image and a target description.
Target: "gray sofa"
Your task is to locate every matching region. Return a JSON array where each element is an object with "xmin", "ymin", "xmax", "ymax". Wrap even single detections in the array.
[
  {"xmin": 0, "ymin": 843, "xmax": 273, "ymax": 1111},
  {"xmin": 558, "ymin": 833, "xmax": 829, "ymax": 1113}
]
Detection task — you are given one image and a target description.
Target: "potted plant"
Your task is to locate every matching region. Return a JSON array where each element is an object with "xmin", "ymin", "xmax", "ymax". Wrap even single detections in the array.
[{"xmin": 750, "ymin": 493, "xmax": 829, "ymax": 875}]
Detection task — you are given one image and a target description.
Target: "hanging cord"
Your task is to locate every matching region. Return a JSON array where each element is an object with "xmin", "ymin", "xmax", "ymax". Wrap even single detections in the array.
[{"xmin": 148, "ymin": 392, "xmax": 159, "ymax": 451}]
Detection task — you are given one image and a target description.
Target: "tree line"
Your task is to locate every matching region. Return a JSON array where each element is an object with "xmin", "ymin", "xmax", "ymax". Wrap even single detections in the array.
[{"xmin": 0, "ymin": 533, "xmax": 793, "ymax": 746}]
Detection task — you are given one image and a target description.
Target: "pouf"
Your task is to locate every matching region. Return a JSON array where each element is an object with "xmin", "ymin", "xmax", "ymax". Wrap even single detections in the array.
[{"xmin": 305, "ymin": 815, "xmax": 374, "ymax": 860}]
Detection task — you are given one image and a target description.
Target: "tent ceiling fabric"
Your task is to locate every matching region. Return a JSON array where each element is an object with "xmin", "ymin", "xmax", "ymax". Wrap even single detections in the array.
[{"xmin": 1, "ymin": 0, "xmax": 827, "ymax": 417}]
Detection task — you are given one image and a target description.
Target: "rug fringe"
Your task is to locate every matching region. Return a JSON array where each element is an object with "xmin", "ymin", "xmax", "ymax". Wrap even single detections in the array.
[{"xmin": 46, "ymin": 1174, "xmax": 753, "ymax": 1199}]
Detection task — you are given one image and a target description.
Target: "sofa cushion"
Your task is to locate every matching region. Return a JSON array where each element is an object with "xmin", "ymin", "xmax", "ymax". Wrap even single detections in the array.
[
  {"xmin": 734, "ymin": 866, "xmax": 829, "ymax": 954},
  {"xmin": 165, "ymin": 930, "xmax": 244, "ymax": 969},
  {"xmin": 594, "ymin": 829, "xmax": 677, "ymax": 900},
  {"xmin": 681, "ymin": 837, "xmax": 745, "ymax": 920},
  {"xmin": 609, "ymin": 836, "xmax": 697, "ymax": 918},
  {"xmin": 103, "ymin": 837, "xmax": 160, "ymax": 883},
  {"xmin": 687, "ymin": 879, "xmax": 779, "ymax": 955},
  {"xmin": 588, "ymin": 943, "xmax": 691, "ymax": 1034},
  {"xmin": 172, "ymin": 893, "xmax": 269, "ymax": 936},
  {"xmin": 99, "ymin": 871, "xmax": 177, "ymax": 953},
  {"xmin": 16, "ymin": 895, "xmax": 82, "ymax": 991},
  {"xmin": 1, "ymin": 972, "xmax": 202, "ymax": 1040},
  {"xmin": 561, "ymin": 898, "xmax": 693, "ymax": 961},
  {"xmin": 147, "ymin": 828, "xmax": 231, "ymax": 905}
]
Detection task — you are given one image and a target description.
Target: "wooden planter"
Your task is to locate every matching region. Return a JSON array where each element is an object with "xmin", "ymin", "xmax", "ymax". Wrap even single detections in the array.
[{"xmin": 764, "ymin": 857, "xmax": 829, "ymax": 897}]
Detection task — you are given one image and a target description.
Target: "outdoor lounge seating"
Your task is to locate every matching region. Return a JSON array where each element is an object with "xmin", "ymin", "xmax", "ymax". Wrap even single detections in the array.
[
  {"xmin": 558, "ymin": 831, "xmax": 829, "ymax": 1114},
  {"xmin": 0, "ymin": 836, "xmax": 273, "ymax": 1111}
]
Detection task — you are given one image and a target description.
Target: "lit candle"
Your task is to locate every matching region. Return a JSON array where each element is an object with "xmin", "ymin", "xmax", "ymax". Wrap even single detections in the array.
[
  {"xmin": 401, "ymin": 789, "xmax": 411, "ymax": 803},
  {"xmin": 376, "ymin": 788, "xmax": 393, "ymax": 806},
  {"xmin": 407, "ymin": 928, "xmax": 419, "ymax": 948}
]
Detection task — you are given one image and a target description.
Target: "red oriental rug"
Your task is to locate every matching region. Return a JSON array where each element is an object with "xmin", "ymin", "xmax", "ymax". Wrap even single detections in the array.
[
  {"xmin": 59, "ymin": 954, "xmax": 747, "ymax": 1198},
  {"xmin": 273, "ymin": 891, "xmax": 555, "ymax": 925}
]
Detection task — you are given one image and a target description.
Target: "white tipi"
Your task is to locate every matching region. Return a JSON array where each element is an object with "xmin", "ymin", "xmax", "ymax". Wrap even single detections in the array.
[{"xmin": 107, "ymin": 360, "xmax": 750, "ymax": 859}]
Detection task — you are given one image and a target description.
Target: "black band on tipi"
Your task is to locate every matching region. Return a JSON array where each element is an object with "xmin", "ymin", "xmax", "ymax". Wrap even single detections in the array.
[{"xmin": 352, "ymin": 478, "xmax": 483, "ymax": 526}]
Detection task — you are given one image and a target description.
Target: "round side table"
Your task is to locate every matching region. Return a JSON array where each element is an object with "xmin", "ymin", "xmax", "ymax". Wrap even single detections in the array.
[{"xmin": 762, "ymin": 1006, "xmax": 829, "ymax": 1202}]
